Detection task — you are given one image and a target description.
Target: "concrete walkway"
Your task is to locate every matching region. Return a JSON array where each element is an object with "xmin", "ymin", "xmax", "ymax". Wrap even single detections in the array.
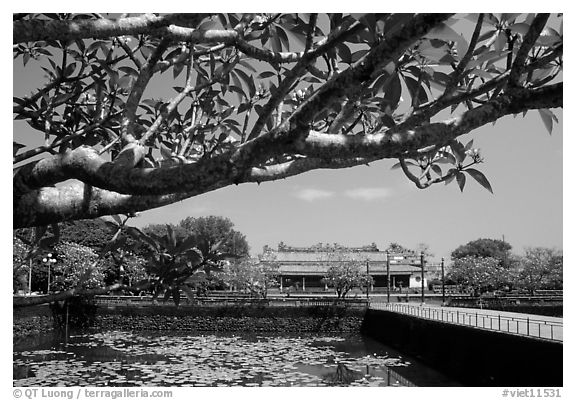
[{"xmin": 369, "ymin": 302, "xmax": 563, "ymax": 342}]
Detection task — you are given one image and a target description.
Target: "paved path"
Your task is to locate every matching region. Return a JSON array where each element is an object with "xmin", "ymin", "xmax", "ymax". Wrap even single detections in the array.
[{"xmin": 369, "ymin": 302, "xmax": 563, "ymax": 342}]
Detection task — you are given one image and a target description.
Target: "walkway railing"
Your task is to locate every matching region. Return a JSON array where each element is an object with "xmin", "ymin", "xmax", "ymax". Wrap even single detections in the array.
[{"xmin": 370, "ymin": 302, "xmax": 563, "ymax": 342}]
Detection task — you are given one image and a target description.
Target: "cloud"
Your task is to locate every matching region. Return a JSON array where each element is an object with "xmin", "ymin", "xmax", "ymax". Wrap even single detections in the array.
[
  {"xmin": 294, "ymin": 188, "xmax": 335, "ymax": 202},
  {"xmin": 345, "ymin": 187, "xmax": 393, "ymax": 201}
]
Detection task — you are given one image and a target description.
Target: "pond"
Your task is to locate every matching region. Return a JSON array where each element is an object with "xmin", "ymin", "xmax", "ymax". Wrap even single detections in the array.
[{"xmin": 14, "ymin": 330, "xmax": 460, "ymax": 387}]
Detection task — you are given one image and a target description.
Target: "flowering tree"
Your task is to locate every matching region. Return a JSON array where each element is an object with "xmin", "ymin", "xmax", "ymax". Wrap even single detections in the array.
[
  {"xmin": 218, "ymin": 257, "xmax": 279, "ymax": 298},
  {"xmin": 13, "ymin": 236, "xmax": 30, "ymax": 293},
  {"xmin": 13, "ymin": 13, "xmax": 562, "ymax": 228},
  {"xmin": 447, "ymin": 256, "xmax": 511, "ymax": 295},
  {"xmin": 323, "ymin": 256, "xmax": 373, "ymax": 299},
  {"xmin": 49, "ymin": 242, "xmax": 107, "ymax": 292},
  {"xmin": 517, "ymin": 247, "xmax": 562, "ymax": 293}
]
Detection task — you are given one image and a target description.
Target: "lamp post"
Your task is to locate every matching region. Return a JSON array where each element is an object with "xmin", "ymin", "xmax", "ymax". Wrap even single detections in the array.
[
  {"xmin": 441, "ymin": 257, "xmax": 445, "ymax": 305},
  {"xmin": 386, "ymin": 250, "xmax": 390, "ymax": 303},
  {"xmin": 420, "ymin": 251, "xmax": 425, "ymax": 304},
  {"xmin": 28, "ymin": 258, "xmax": 33, "ymax": 294},
  {"xmin": 42, "ymin": 253, "xmax": 56, "ymax": 293}
]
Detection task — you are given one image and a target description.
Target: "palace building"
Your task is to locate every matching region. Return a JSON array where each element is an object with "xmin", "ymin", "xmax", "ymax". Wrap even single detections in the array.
[{"xmin": 262, "ymin": 242, "xmax": 429, "ymax": 292}]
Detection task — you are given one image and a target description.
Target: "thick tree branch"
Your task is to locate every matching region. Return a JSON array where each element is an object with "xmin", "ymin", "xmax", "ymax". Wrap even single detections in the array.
[
  {"xmin": 246, "ymin": 18, "xmax": 366, "ymax": 140},
  {"xmin": 13, "ymin": 182, "xmax": 211, "ymax": 229},
  {"xmin": 298, "ymin": 84, "xmax": 562, "ymax": 159},
  {"xmin": 285, "ymin": 14, "xmax": 453, "ymax": 137},
  {"xmin": 508, "ymin": 13, "xmax": 550, "ymax": 87},
  {"xmin": 13, "ymin": 83, "xmax": 561, "ymax": 228},
  {"xmin": 13, "ymin": 13, "xmax": 208, "ymax": 44}
]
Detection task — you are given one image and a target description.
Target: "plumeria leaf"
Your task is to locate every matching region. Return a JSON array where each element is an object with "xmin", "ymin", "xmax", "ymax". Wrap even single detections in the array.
[{"xmin": 465, "ymin": 168, "xmax": 494, "ymax": 193}]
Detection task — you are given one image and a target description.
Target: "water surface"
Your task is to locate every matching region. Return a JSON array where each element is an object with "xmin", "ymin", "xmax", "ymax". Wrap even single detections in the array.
[{"xmin": 14, "ymin": 330, "xmax": 460, "ymax": 387}]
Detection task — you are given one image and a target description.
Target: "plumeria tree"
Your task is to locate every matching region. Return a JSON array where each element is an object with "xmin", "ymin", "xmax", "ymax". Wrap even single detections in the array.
[
  {"xmin": 323, "ymin": 256, "xmax": 373, "ymax": 299},
  {"xmin": 48, "ymin": 242, "xmax": 107, "ymax": 292},
  {"xmin": 13, "ymin": 13, "xmax": 562, "ymax": 229},
  {"xmin": 13, "ymin": 236, "xmax": 30, "ymax": 293},
  {"xmin": 218, "ymin": 257, "xmax": 279, "ymax": 298},
  {"xmin": 517, "ymin": 247, "xmax": 562, "ymax": 293},
  {"xmin": 447, "ymin": 255, "xmax": 511, "ymax": 295}
]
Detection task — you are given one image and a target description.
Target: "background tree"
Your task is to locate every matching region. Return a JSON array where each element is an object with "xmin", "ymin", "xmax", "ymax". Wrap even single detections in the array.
[
  {"xmin": 122, "ymin": 224, "xmax": 239, "ymax": 305},
  {"xmin": 13, "ymin": 13, "xmax": 562, "ymax": 228},
  {"xmin": 385, "ymin": 242, "xmax": 414, "ymax": 255},
  {"xmin": 102, "ymin": 248, "xmax": 148, "ymax": 287},
  {"xmin": 179, "ymin": 216, "xmax": 250, "ymax": 257},
  {"xmin": 140, "ymin": 216, "xmax": 250, "ymax": 257},
  {"xmin": 447, "ymin": 255, "xmax": 511, "ymax": 295},
  {"xmin": 451, "ymin": 238, "xmax": 513, "ymax": 267},
  {"xmin": 517, "ymin": 247, "xmax": 562, "ymax": 293},
  {"xmin": 48, "ymin": 242, "xmax": 107, "ymax": 292},
  {"xmin": 141, "ymin": 222, "xmax": 187, "ymax": 240},
  {"xmin": 13, "ymin": 236, "xmax": 30, "ymax": 293},
  {"xmin": 217, "ymin": 257, "xmax": 278, "ymax": 298}
]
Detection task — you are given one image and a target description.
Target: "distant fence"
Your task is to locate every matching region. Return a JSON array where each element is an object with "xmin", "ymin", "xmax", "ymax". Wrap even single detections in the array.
[
  {"xmin": 93, "ymin": 295, "xmax": 369, "ymax": 309},
  {"xmin": 370, "ymin": 302, "xmax": 562, "ymax": 342}
]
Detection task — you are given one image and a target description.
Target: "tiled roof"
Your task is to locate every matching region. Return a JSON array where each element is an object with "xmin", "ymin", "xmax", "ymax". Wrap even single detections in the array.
[
  {"xmin": 278, "ymin": 263, "xmax": 424, "ymax": 275},
  {"xmin": 271, "ymin": 251, "xmax": 420, "ymax": 263}
]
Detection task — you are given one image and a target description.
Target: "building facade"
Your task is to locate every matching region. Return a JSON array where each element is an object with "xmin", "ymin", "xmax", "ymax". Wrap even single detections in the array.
[{"xmin": 262, "ymin": 242, "xmax": 429, "ymax": 292}]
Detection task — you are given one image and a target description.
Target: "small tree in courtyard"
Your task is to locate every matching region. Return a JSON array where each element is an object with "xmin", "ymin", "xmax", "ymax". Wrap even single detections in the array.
[{"xmin": 323, "ymin": 257, "xmax": 373, "ymax": 299}]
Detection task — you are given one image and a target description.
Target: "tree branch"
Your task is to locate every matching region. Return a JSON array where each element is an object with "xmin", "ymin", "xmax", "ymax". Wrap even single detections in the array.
[
  {"xmin": 13, "ymin": 13, "xmax": 208, "ymax": 44},
  {"xmin": 305, "ymin": 14, "xmax": 318, "ymax": 53},
  {"xmin": 508, "ymin": 13, "xmax": 550, "ymax": 87},
  {"xmin": 246, "ymin": 18, "xmax": 366, "ymax": 140},
  {"xmin": 443, "ymin": 13, "xmax": 484, "ymax": 96},
  {"xmin": 14, "ymin": 82, "xmax": 561, "ymax": 229},
  {"xmin": 121, "ymin": 38, "xmax": 170, "ymax": 145}
]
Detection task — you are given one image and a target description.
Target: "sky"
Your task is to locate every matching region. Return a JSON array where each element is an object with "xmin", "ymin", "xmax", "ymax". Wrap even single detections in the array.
[{"xmin": 10, "ymin": 12, "xmax": 564, "ymax": 264}]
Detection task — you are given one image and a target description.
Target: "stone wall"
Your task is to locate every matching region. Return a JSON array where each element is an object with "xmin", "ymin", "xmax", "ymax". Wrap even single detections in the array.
[
  {"xmin": 95, "ymin": 304, "xmax": 365, "ymax": 333},
  {"xmin": 13, "ymin": 305, "xmax": 54, "ymax": 344},
  {"xmin": 361, "ymin": 308, "xmax": 563, "ymax": 387}
]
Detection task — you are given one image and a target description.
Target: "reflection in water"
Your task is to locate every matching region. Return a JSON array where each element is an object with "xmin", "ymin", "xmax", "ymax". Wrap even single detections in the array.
[
  {"xmin": 323, "ymin": 363, "xmax": 364, "ymax": 385},
  {"xmin": 13, "ymin": 330, "xmax": 459, "ymax": 387}
]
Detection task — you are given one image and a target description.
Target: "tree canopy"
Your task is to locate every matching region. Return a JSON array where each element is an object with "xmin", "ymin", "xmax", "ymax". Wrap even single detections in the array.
[
  {"xmin": 13, "ymin": 13, "xmax": 562, "ymax": 229},
  {"xmin": 517, "ymin": 247, "xmax": 562, "ymax": 292},
  {"xmin": 142, "ymin": 215, "xmax": 250, "ymax": 257},
  {"xmin": 447, "ymin": 255, "xmax": 509, "ymax": 294},
  {"xmin": 451, "ymin": 238, "xmax": 512, "ymax": 266}
]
